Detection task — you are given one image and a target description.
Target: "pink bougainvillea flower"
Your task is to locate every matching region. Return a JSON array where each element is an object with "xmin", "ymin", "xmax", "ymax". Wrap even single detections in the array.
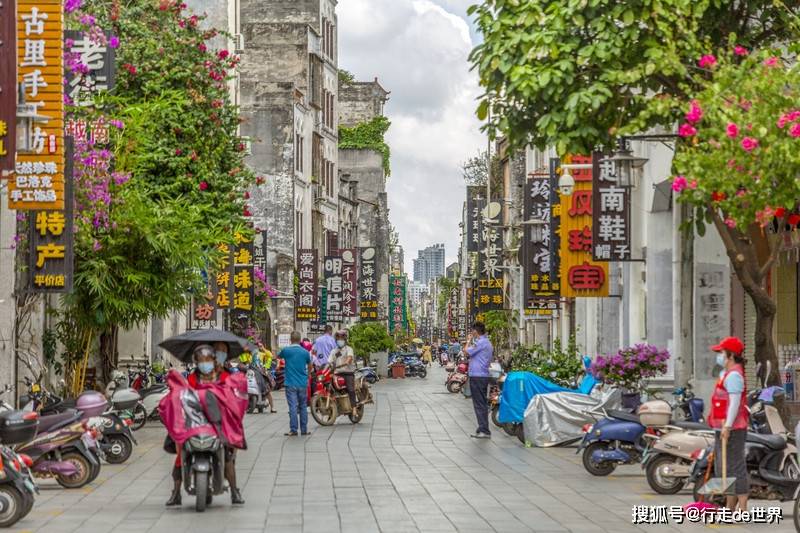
[
  {"xmin": 198, "ymin": 43, "xmax": 207, "ymax": 52},
  {"xmin": 698, "ymin": 54, "xmax": 717, "ymax": 68},
  {"xmin": 726, "ymin": 123, "xmax": 739, "ymax": 138},
  {"xmin": 689, "ymin": 180, "xmax": 698, "ymax": 190},
  {"xmin": 671, "ymin": 175, "xmax": 688, "ymax": 193},
  {"xmin": 789, "ymin": 214, "xmax": 800, "ymax": 226},
  {"xmin": 108, "ymin": 36, "xmax": 120, "ymax": 49},
  {"xmin": 217, "ymin": 49, "xmax": 230, "ymax": 60},
  {"xmin": 685, "ymin": 100, "xmax": 703, "ymax": 124},
  {"xmin": 734, "ymin": 46, "xmax": 748, "ymax": 56},
  {"xmin": 763, "ymin": 56, "xmax": 780, "ymax": 67},
  {"xmin": 199, "ymin": 181, "xmax": 208, "ymax": 191},
  {"xmin": 678, "ymin": 123, "xmax": 697, "ymax": 137},
  {"xmin": 741, "ymin": 137, "xmax": 759, "ymax": 152},
  {"xmin": 110, "ymin": 119, "xmax": 124, "ymax": 129},
  {"xmin": 65, "ymin": 0, "xmax": 82, "ymax": 12},
  {"xmin": 724, "ymin": 218, "xmax": 736, "ymax": 228},
  {"xmin": 790, "ymin": 123, "xmax": 800, "ymax": 138},
  {"xmin": 736, "ymin": 189, "xmax": 746, "ymax": 197},
  {"xmin": 775, "ymin": 207, "xmax": 787, "ymax": 218}
]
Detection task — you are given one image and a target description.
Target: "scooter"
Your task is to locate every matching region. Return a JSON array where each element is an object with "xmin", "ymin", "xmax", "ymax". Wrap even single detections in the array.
[
  {"xmin": 131, "ymin": 382, "xmax": 169, "ymax": 431},
  {"xmin": 672, "ymin": 384, "xmax": 705, "ymax": 423},
  {"xmin": 356, "ymin": 366, "xmax": 379, "ymax": 385},
  {"xmin": 642, "ymin": 422, "xmax": 714, "ymax": 494},
  {"xmin": 405, "ymin": 358, "xmax": 427, "ymax": 379},
  {"xmin": 0, "ymin": 406, "xmax": 38, "ymax": 527},
  {"xmin": 578, "ymin": 408, "xmax": 654, "ymax": 476},
  {"xmin": 244, "ymin": 364, "xmax": 268, "ymax": 414},
  {"xmin": 446, "ymin": 357, "xmax": 468, "ymax": 393}
]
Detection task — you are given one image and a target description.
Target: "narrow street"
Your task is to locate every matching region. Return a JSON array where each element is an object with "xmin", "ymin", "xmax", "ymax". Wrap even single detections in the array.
[{"xmin": 14, "ymin": 368, "xmax": 795, "ymax": 533}]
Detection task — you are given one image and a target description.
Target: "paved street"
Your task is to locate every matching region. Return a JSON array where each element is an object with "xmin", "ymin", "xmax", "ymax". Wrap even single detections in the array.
[{"xmin": 12, "ymin": 368, "xmax": 796, "ymax": 533}]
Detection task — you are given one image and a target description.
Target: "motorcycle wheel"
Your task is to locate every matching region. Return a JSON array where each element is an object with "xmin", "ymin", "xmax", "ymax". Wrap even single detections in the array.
[
  {"xmin": 418, "ymin": 368, "xmax": 427, "ymax": 379},
  {"xmin": 55, "ymin": 452, "xmax": 92, "ymax": 488},
  {"xmin": 131, "ymin": 403, "xmax": 147, "ymax": 431},
  {"xmin": 104, "ymin": 435, "xmax": 133, "ymax": 464},
  {"xmin": 491, "ymin": 405, "xmax": 502, "ymax": 428},
  {"xmin": 349, "ymin": 404, "xmax": 364, "ymax": 424},
  {"xmin": 0, "ymin": 484, "xmax": 24, "ymax": 528},
  {"xmin": 446, "ymin": 381, "xmax": 462, "ymax": 394},
  {"xmin": 502, "ymin": 422, "xmax": 518, "ymax": 436},
  {"xmin": 310, "ymin": 394, "xmax": 338, "ymax": 426},
  {"xmin": 366, "ymin": 375, "xmax": 377, "ymax": 384},
  {"xmin": 195, "ymin": 470, "xmax": 208, "ymax": 513},
  {"xmin": 645, "ymin": 454, "xmax": 685, "ymax": 495},
  {"xmin": 581, "ymin": 442, "xmax": 617, "ymax": 476},
  {"xmin": 19, "ymin": 489, "xmax": 33, "ymax": 519}
]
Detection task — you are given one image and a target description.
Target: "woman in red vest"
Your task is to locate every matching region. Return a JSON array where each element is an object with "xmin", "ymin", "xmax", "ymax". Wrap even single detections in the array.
[{"xmin": 708, "ymin": 336, "xmax": 749, "ymax": 511}]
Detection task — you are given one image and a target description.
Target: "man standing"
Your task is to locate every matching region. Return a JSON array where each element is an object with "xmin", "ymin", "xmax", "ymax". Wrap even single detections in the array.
[
  {"xmin": 312, "ymin": 324, "xmax": 337, "ymax": 369},
  {"xmin": 465, "ymin": 322, "xmax": 493, "ymax": 438},
  {"xmin": 278, "ymin": 331, "xmax": 313, "ymax": 436}
]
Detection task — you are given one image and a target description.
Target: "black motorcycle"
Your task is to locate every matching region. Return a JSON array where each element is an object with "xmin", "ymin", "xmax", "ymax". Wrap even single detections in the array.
[
  {"xmin": 180, "ymin": 390, "xmax": 225, "ymax": 513},
  {"xmin": 405, "ymin": 358, "xmax": 427, "ymax": 379}
]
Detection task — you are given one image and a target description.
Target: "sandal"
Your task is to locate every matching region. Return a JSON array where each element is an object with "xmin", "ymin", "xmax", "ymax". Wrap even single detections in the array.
[{"xmin": 284, "ymin": 431, "xmax": 298, "ymax": 436}]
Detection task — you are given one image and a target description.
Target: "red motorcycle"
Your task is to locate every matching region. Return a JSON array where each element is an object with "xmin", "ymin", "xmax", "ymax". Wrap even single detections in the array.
[
  {"xmin": 309, "ymin": 364, "xmax": 373, "ymax": 426},
  {"xmin": 446, "ymin": 357, "xmax": 468, "ymax": 393}
]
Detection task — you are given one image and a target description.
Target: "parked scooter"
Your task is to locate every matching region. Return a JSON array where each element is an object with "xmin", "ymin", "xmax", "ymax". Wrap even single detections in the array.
[
  {"xmin": 405, "ymin": 358, "xmax": 428, "ymax": 379},
  {"xmin": 310, "ymin": 363, "xmax": 373, "ymax": 426},
  {"xmin": 671, "ymin": 384, "xmax": 705, "ymax": 423},
  {"xmin": 578, "ymin": 408, "xmax": 653, "ymax": 476},
  {"xmin": 642, "ymin": 421, "xmax": 714, "ymax": 494},
  {"xmin": 356, "ymin": 366, "xmax": 379, "ymax": 385},
  {"xmin": 446, "ymin": 356, "xmax": 468, "ymax": 393},
  {"xmin": 0, "ymin": 403, "xmax": 38, "ymax": 527},
  {"xmin": 243, "ymin": 363, "xmax": 268, "ymax": 414}
]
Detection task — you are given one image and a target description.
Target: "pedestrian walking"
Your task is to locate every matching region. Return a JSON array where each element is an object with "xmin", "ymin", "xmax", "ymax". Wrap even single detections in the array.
[
  {"xmin": 278, "ymin": 331, "xmax": 313, "ymax": 436},
  {"xmin": 422, "ymin": 343, "xmax": 432, "ymax": 367},
  {"xmin": 312, "ymin": 324, "xmax": 337, "ymax": 369},
  {"xmin": 708, "ymin": 336, "xmax": 749, "ymax": 510},
  {"xmin": 465, "ymin": 322, "xmax": 493, "ymax": 438}
]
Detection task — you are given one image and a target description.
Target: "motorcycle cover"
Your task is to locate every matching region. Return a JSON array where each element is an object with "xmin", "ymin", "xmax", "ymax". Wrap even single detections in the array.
[
  {"xmin": 159, "ymin": 369, "xmax": 248, "ymax": 449},
  {"xmin": 522, "ymin": 388, "xmax": 621, "ymax": 447}
]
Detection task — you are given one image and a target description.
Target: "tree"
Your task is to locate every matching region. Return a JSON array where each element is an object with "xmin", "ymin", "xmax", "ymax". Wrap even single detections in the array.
[
  {"xmin": 348, "ymin": 323, "xmax": 395, "ymax": 364},
  {"xmin": 468, "ymin": 0, "xmax": 800, "ymax": 154},
  {"xmin": 671, "ymin": 49, "xmax": 800, "ymax": 389}
]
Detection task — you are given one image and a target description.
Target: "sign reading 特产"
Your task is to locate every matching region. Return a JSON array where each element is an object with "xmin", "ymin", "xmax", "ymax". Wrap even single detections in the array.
[
  {"xmin": 10, "ymin": 0, "xmax": 64, "ymax": 210},
  {"xmin": 592, "ymin": 152, "xmax": 631, "ymax": 261},
  {"xmin": 296, "ymin": 249, "xmax": 318, "ymax": 321},
  {"xmin": 358, "ymin": 247, "xmax": 379, "ymax": 320}
]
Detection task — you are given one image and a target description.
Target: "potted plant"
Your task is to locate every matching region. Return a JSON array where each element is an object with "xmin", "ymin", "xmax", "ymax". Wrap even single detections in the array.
[{"xmin": 589, "ymin": 344, "xmax": 670, "ymax": 409}]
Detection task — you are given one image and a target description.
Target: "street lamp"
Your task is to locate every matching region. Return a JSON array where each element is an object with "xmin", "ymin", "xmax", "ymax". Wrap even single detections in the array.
[{"xmin": 607, "ymin": 141, "xmax": 648, "ymax": 188}]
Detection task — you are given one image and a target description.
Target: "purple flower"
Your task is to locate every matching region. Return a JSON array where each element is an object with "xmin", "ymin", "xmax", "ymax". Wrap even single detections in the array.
[
  {"xmin": 110, "ymin": 120, "xmax": 124, "ymax": 129},
  {"xmin": 93, "ymin": 240, "xmax": 102, "ymax": 251},
  {"xmin": 65, "ymin": 0, "xmax": 82, "ymax": 13},
  {"xmin": 108, "ymin": 35, "xmax": 120, "ymax": 49},
  {"xmin": 79, "ymin": 14, "xmax": 95, "ymax": 26}
]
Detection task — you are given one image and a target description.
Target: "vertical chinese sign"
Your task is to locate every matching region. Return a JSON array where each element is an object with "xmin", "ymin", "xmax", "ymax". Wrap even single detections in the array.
[
  {"xmin": 466, "ymin": 186, "xmax": 484, "ymax": 255},
  {"xmin": 559, "ymin": 155, "xmax": 609, "ymax": 297},
  {"xmin": 64, "ymin": 29, "xmax": 115, "ymax": 108},
  {"xmin": 340, "ymin": 248, "xmax": 357, "ymax": 317},
  {"xmin": 211, "ymin": 242, "xmax": 233, "ymax": 313},
  {"xmin": 11, "ymin": 0, "xmax": 64, "ymax": 210},
  {"xmin": 476, "ymin": 193, "xmax": 504, "ymax": 320},
  {"xmin": 295, "ymin": 249, "xmax": 318, "ymax": 321},
  {"xmin": 0, "ymin": 0, "xmax": 16, "ymax": 172},
  {"xmin": 475, "ymin": 277, "xmax": 503, "ymax": 322},
  {"xmin": 324, "ymin": 255, "xmax": 344, "ymax": 323},
  {"xmin": 523, "ymin": 160, "xmax": 561, "ymax": 312},
  {"xmin": 358, "ymin": 247, "xmax": 379, "ymax": 320},
  {"xmin": 592, "ymin": 152, "xmax": 631, "ymax": 261},
  {"xmin": 389, "ymin": 275, "xmax": 407, "ymax": 334},
  {"xmin": 230, "ymin": 233, "xmax": 255, "ymax": 326},
  {"xmin": 192, "ymin": 244, "xmax": 227, "ymax": 328}
]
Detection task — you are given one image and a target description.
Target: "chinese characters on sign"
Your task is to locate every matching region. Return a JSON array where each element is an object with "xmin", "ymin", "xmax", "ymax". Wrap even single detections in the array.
[
  {"xmin": 475, "ymin": 277, "xmax": 504, "ymax": 323},
  {"xmin": 341, "ymin": 249, "xmax": 357, "ymax": 317},
  {"xmin": 559, "ymin": 155, "xmax": 609, "ymax": 298},
  {"xmin": 523, "ymin": 160, "xmax": 561, "ymax": 310},
  {"xmin": 466, "ymin": 186, "xmax": 484, "ymax": 254},
  {"xmin": 324, "ymin": 255, "xmax": 344, "ymax": 323},
  {"xmin": 295, "ymin": 249, "xmax": 318, "ymax": 321},
  {"xmin": 10, "ymin": 0, "xmax": 64, "ymax": 210},
  {"xmin": 64, "ymin": 29, "xmax": 115, "ymax": 107},
  {"xmin": 253, "ymin": 230, "xmax": 267, "ymax": 274},
  {"xmin": 0, "ymin": 0, "xmax": 16, "ymax": 172},
  {"xmin": 389, "ymin": 275, "xmax": 407, "ymax": 334},
  {"xmin": 232, "ymin": 232, "xmax": 255, "ymax": 319},
  {"xmin": 358, "ymin": 247, "xmax": 379, "ymax": 320},
  {"xmin": 694, "ymin": 264, "xmax": 730, "ymax": 379},
  {"xmin": 213, "ymin": 242, "xmax": 233, "ymax": 310},
  {"xmin": 592, "ymin": 152, "xmax": 631, "ymax": 261}
]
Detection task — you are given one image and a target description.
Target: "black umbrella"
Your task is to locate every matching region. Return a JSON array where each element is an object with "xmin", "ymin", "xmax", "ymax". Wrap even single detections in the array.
[{"xmin": 159, "ymin": 328, "xmax": 251, "ymax": 363}]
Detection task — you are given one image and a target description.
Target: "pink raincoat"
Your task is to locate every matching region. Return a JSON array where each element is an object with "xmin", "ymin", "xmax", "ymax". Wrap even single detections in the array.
[{"xmin": 159, "ymin": 369, "xmax": 248, "ymax": 449}]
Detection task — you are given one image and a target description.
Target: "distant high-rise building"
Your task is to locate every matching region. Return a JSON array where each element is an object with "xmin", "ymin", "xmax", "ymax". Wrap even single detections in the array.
[{"xmin": 413, "ymin": 244, "xmax": 445, "ymax": 285}]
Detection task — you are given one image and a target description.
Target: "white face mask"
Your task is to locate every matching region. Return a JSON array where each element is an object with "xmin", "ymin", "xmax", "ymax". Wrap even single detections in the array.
[
  {"xmin": 716, "ymin": 353, "xmax": 726, "ymax": 367},
  {"xmin": 215, "ymin": 351, "xmax": 227, "ymax": 365},
  {"xmin": 336, "ymin": 339, "xmax": 346, "ymax": 348}
]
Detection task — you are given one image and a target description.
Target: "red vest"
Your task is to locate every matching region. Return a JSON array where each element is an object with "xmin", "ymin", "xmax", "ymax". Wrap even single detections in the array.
[{"xmin": 709, "ymin": 364, "xmax": 748, "ymax": 430}]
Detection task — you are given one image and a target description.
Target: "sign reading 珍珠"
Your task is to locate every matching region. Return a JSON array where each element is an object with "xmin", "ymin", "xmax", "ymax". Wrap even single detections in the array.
[
  {"xmin": 10, "ymin": 0, "xmax": 64, "ymax": 210},
  {"xmin": 592, "ymin": 151, "xmax": 631, "ymax": 261},
  {"xmin": 358, "ymin": 247, "xmax": 379, "ymax": 320}
]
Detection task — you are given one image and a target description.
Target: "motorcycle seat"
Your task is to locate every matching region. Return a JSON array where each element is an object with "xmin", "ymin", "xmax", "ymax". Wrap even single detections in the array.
[
  {"xmin": 671, "ymin": 420, "xmax": 709, "ymax": 430},
  {"xmin": 607, "ymin": 410, "xmax": 641, "ymax": 424},
  {"xmin": 746, "ymin": 432, "xmax": 786, "ymax": 450},
  {"xmin": 139, "ymin": 384, "xmax": 168, "ymax": 396},
  {"xmin": 37, "ymin": 410, "xmax": 81, "ymax": 433}
]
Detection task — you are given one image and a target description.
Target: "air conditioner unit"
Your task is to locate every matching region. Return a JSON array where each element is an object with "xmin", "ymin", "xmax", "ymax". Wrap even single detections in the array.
[{"xmin": 233, "ymin": 33, "xmax": 244, "ymax": 53}]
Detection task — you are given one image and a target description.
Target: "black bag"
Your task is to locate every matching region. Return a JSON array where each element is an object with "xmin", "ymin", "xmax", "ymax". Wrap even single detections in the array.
[{"xmin": 163, "ymin": 435, "xmax": 177, "ymax": 454}]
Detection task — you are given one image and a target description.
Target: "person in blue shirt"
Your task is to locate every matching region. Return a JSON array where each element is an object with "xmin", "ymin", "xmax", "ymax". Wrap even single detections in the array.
[
  {"xmin": 312, "ymin": 325, "xmax": 337, "ymax": 369},
  {"xmin": 278, "ymin": 331, "xmax": 313, "ymax": 436},
  {"xmin": 465, "ymin": 321, "xmax": 493, "ymax": 438}
]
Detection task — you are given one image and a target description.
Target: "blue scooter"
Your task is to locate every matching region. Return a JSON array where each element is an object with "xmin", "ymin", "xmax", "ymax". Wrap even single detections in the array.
[{"xmin": 577, "ymin": 409, "xmax": 650, "ymax": 476}]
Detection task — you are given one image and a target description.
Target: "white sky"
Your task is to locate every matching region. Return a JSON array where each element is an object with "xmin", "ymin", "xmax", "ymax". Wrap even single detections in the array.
[{"xmin": 338, "ymin": 0, "xmax": 485, "ymax": 273}]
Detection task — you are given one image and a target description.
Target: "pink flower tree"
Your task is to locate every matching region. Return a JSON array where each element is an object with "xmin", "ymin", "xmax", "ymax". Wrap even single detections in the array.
[{"xmin": 672, "ymin": 48, "xmax": 800, "ymax": 390}]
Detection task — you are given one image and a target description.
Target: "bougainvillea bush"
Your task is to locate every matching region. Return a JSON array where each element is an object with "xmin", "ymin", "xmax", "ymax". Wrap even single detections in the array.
[{"xmin": 590, "ymin": 344, "xmax": 670, "ymax": 392}]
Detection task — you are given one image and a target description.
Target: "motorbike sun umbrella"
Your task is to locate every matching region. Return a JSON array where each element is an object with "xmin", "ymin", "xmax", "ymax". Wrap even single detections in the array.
[{"xmin": 159, "ymin": 329, "xmax": 250, "ymax": 363}]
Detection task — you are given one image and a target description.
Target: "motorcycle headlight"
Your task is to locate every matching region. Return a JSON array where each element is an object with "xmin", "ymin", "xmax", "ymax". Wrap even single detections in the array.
[{"xmin": 188, "ymin": 435, "xmax": 218, "ymax": 451}]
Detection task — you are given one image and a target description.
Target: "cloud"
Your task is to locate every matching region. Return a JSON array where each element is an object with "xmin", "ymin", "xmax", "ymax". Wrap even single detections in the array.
[{"xmin": 338, "ymin": 0, "xmax": 485, "ymax": 271}]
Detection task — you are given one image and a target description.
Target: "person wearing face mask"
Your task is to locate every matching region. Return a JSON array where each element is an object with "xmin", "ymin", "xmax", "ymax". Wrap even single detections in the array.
[
  {"xmin": 331, "ymin": 330, "xmax": 358, "ymax": 410},
  {"xmin": 166, "ymin": 344, "xmax": 244, "ymax": 506},
  {"xmin": 708, "ymin": 336, "xmax": 749, "ymax": 511}
]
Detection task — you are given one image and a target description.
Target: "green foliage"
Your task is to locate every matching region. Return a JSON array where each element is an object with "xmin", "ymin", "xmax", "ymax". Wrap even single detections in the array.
[
  {"xmin": 338, "ymin": 69, "xmax": 355, "ymax": 85},
  {"xmin": 436, "ymin": 276, "xmax": 459, "ymax": 315},
  {"xmin": 468, "ymin": 0, "xmax": 800, "ymax": 154},
  {"xmin": 483, "ymin": 309, "xmax": 515, "ymax": 350},
  {"xmin": 339, "ymin": 116, "xmax": 392, "ymax": 176},
  {"xmin": 508, "ymin": 336, "xmax": 583, "ymax": 387},
  {"xmin": 349, "ymin": 322, "xmax": 395, "ymax": 363},
  {"xmin": 43, "ymin": 313, "xmax": 88, "ymax": 377},
  {"xmin": 671, "ymin": 50, "xmax": 800, "ymax": 231}
]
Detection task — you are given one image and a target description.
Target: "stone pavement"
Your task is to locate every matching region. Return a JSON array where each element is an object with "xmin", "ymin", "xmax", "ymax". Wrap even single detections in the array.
[{"xmin": 11, "ymin": 367, "xmax": 797, "ymax": 533}]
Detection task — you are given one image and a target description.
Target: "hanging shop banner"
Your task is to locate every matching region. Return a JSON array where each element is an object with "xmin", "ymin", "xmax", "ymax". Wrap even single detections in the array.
[
  {"xmin": 466, "ymin": 186, "xmax": 484, "ymax": 254},
  {"xmin": 0, "ymin": 0, "xmax": 17, "ymax": 172},
  {"xmin": 523, "ymin": 160, "xmax": 561, "ymax": 307},
  {"xmin": 231, "ymin": 232, "xmax": 255, "ymax": 318},
  {"xmin": 324, "ymin": 255, "xmax": 344, "ymax": 323},
  {"xmin": 457, "ymin": 313, "xmax": 467, "ymax": 339},
  {"xmin": 28, "ymin": 137, "xmax": 73, "ymax": 292},
  {"xmin": 592, "ymin": 152, "xmax": 631, "ymax": 261},
  {"xmin": 358, "ymin": 247, "xmax": 379, "ymax": 320},
  {"xmin": 213, "ymin": 242, "xmax": 233, "ymax": 309},
  {"xmin": 480, "ymin": 202, "xmax": 502, "ymax": 280},
  {"xmin": 295, "ymin": 248, "xmax": 318, "ymax": 321},
  {"xmin": 253, "ymin": 230, "xmax": 267, "ymax": 274},
  {"xmin": 64, "ymin": 29, "xmax": 115, "ymax": 107},
  {"xmin": 10, "ymin": 0, "xmax": 64, "ymax": 210},
  {"xmin": 191, "ymin": 279, "xmax": 216, "ymax": 328},
  {"xmin": 341, "ymin": 248, "xmax": 357, "ymax": 317},
  {"xmin": 475, "ymin": 277, "xmax": 504, "ymax": 323},
  {"xmin": 389, "ymin": 275, "xmax": 407, "ymax": 334},
  {"xmin": 559, "ymin": 155, "xmax": 609, "ymax": 298}
]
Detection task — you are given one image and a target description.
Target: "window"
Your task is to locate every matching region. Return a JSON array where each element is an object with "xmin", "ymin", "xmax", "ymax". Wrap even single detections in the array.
[
  {"xmin": 312, "ymin": 133, "xmax": 322, "ymax": 182},
  {"xmin": 322, "ymin": 18, "xmax": 335, "ymax": 59},
  {"xmin": 324, "ymin": 91, "xmax": 334, "ymax": 129},
  {"xmin": 295, "ymin": 134, "xmax": 303, "ymax": 172},
  {"xmin": 309, "ymin": 55, "xmax": 322, "ymax": 108}
]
